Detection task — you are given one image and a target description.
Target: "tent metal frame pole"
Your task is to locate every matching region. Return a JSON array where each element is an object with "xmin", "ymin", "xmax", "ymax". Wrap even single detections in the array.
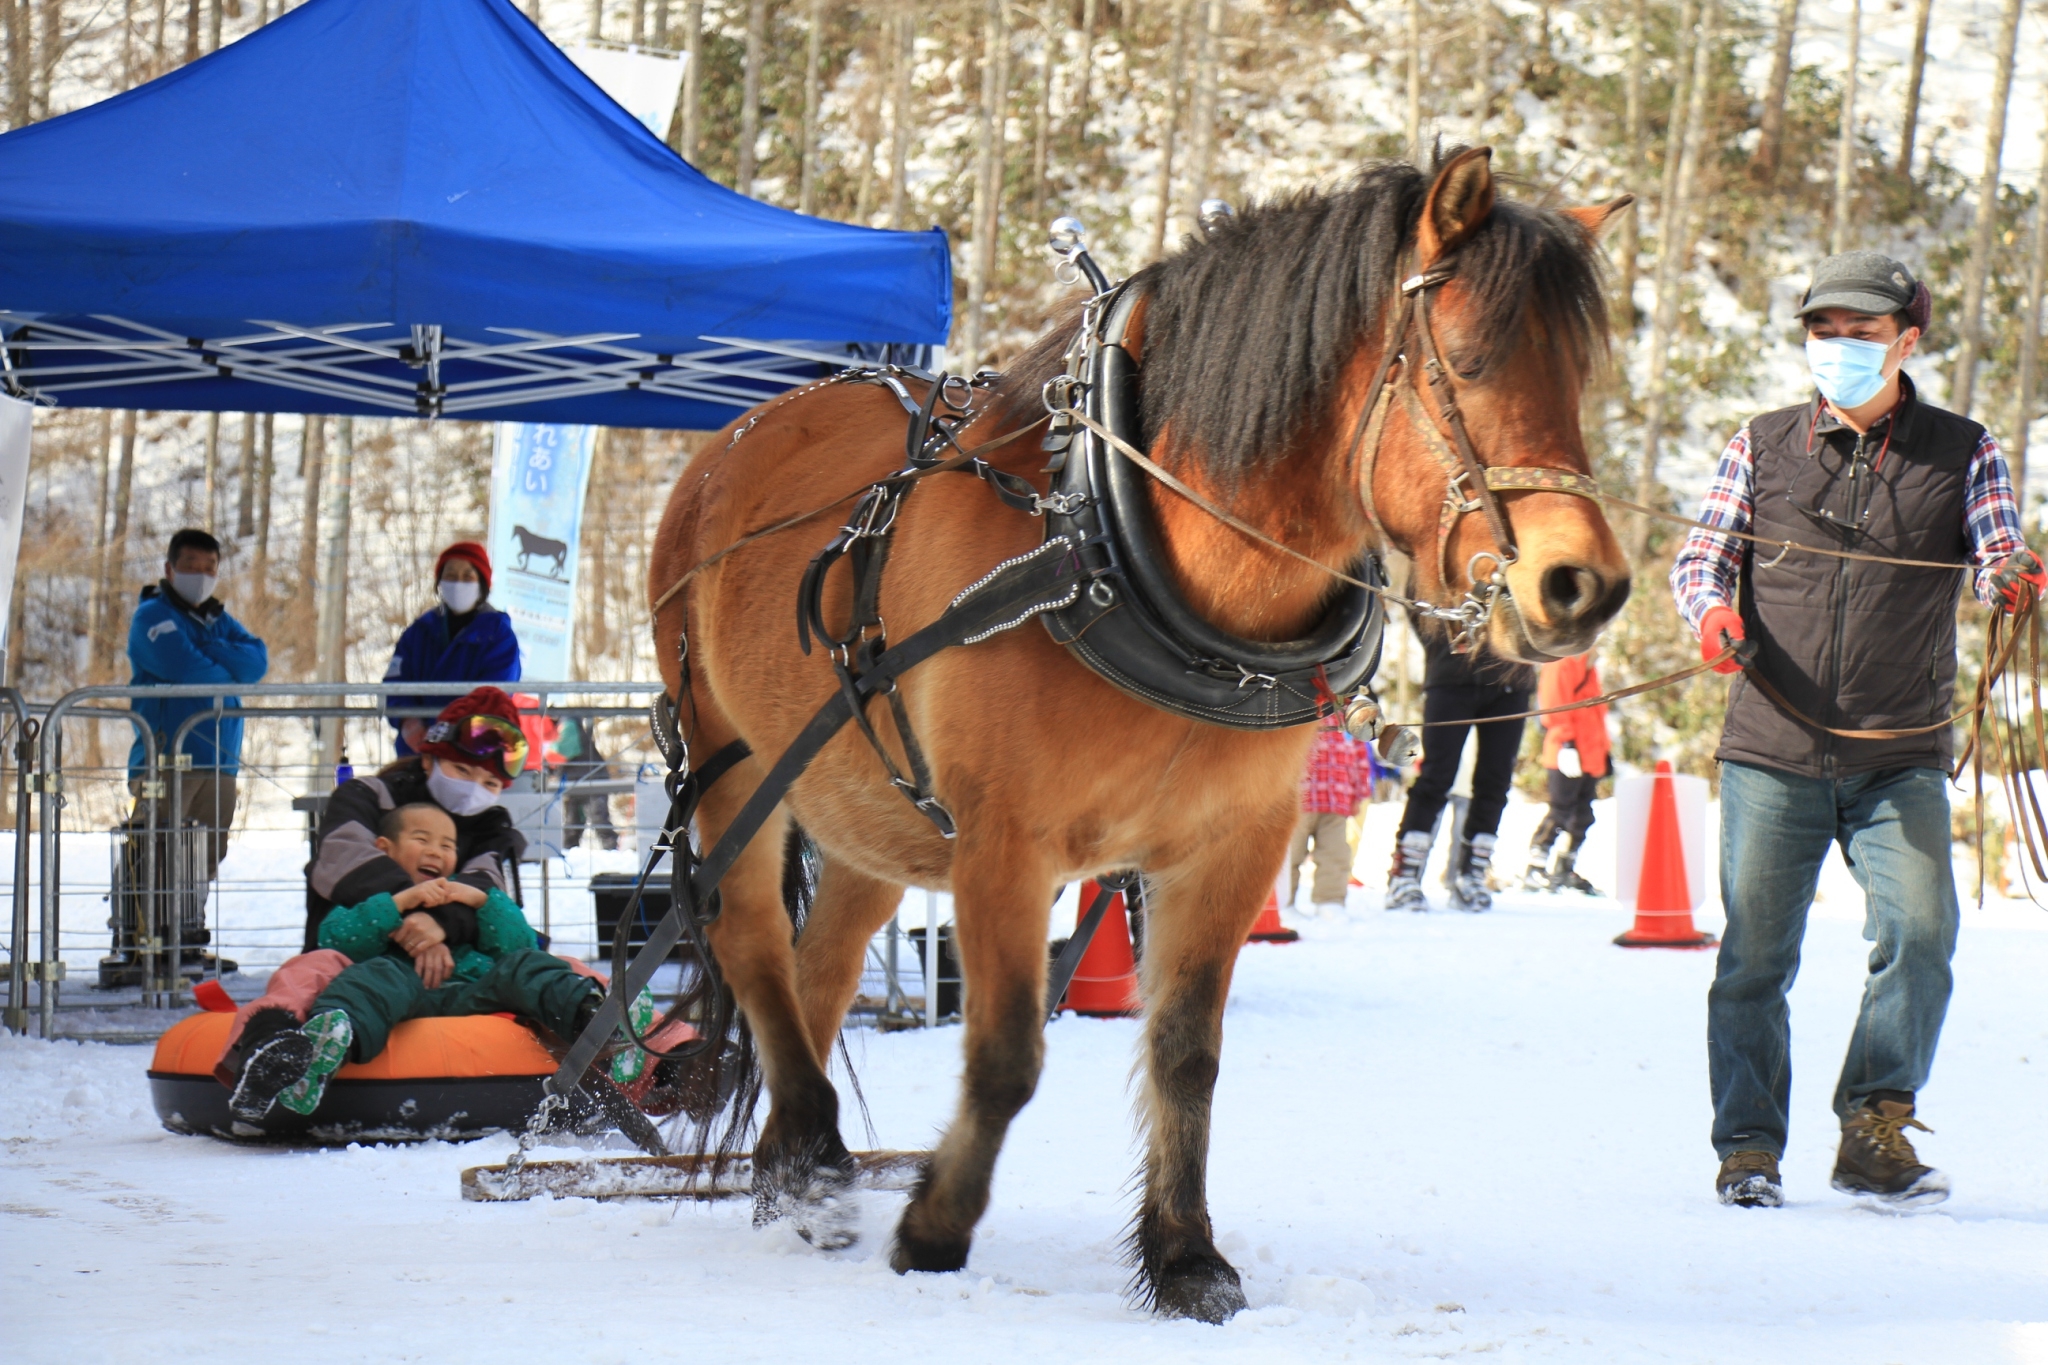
[{"xmin": 0, "ymin": 312, "xmax": 901, "ymax": 420}]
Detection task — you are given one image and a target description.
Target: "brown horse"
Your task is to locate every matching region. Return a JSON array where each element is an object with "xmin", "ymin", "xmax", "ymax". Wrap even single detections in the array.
[{"xmin": 648, "ymin": 147, "xmax": 1631, "ymax": 1320}]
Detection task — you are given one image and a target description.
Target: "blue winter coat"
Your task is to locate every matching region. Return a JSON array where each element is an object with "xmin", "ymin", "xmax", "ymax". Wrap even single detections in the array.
[
  {"xmin": 383, "ymin": 602, "xmax": 521, "ymax": 753},
  {"xmin": 126, "ymin": 584, "xmax": 269, "ymax": 777}
]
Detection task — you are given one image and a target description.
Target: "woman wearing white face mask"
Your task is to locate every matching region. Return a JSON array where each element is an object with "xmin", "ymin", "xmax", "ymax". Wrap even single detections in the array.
[
  {"xmin": 305, "ymin": 687, "xmax": 529, "ymax": 952},
  {"xmin": 383, "ymin": 541, "xmax": 521, "ymax": 756}
]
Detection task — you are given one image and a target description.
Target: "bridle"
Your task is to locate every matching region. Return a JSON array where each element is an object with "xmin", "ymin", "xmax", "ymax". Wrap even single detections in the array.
[{"xmin": 1343, "ymin": 258, "xmax": 1603, "ymax": 650}]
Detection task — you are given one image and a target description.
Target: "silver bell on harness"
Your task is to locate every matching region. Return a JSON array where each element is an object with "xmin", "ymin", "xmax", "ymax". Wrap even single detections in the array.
[
  {"xmin": 1376, "ymin": 724, "xmax": 1420, "ymax": 770},
  {"xmin": 1340, "ymin": 690, "xmax": 1385, "ymax": 741}
]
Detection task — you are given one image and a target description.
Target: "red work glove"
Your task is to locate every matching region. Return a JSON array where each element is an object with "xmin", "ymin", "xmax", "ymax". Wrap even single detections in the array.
[
  {"xmin": 1699, "ymin": 605, "xmax": 1746, "ymax": 675},
  {"xmin": 1988, "ymin": 548, "xmax": 2047, "ymax": 614}
]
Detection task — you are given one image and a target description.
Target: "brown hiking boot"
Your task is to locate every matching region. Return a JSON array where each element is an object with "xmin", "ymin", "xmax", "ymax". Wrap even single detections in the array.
[
  {"xmin": 1831, "ymin": 1100, "xmax": 1950, "ymax": 1210},
  {"xmin": 1716, "ymin": 1150, "xmax": 1783, "ymax": 1208}
]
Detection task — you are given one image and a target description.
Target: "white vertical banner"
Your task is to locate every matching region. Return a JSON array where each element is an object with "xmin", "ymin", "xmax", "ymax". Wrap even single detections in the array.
[
  {"xmin": 0, "ymin": 395, "xmax": 31, "ymax": 650},
  {"xmin": 563, "ymin": 45, "xmax": 688, "ymax": 135},
  {"xmin": 487, "ymin": 423, "xmax": 597, "ymax": 681}
]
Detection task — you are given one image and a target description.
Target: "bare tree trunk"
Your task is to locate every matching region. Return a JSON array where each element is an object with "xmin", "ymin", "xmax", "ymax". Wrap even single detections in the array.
[
  {"xmin": 151, "ymin": 0, "xmax": 166, "ymax": 79},
  {"xmin": 1614, "ymin": 0, "xmax": 1645, "ymax": 331},
  {"xmin": 1074, "ymin": 0, "xmax": 1096, "ymax": 150},
  {"xmin": 632, "ymin": 0, "xmax": 646, "ymax": 46},
  {"xmin": 95, "ymin": 410, "xmax": 138, "ymax": 679},
  {"xmin": 1951, "ymin": 0, "xmax": 2023, "ymax": 419},
  {"xmin": 5, "ymin": 0, "xmax": 29, "ymax": 128},
  {"xmin": 1404, "ymin": 0, "xmax": 1421, "ymax": 162},
  {"xmin": 235, "ymin": 412, "xmax": 256, "ymax": 541},
  {"xmin": 2010, "ymin": 114, "xmax": 2048, "ymax": 514},
  {"xmin": 203, "ymin": 412, "xmax": 220, "ymax": 530},
  {"xmin": 852, "ymin": 48, "xmax": 879, "ymax": 222},
  {"xmin": 35, "ymin": 0, "xmax": 64, "ymax": 118},
  {"xmin": 1147, "ymin": 0, "xmax": 1188, "ymax": 260},
  {"xmin": 1828, "ymin": 0, "xmax": 1859, "ymax": 255},
  {"xmin": 798, "ymin": 0, "xmax": 823, "ymax": 214},
  {"xmin": 961, "ymin": 0, "xmax": 1008, "ymax": 367},
  {"xmin": 183, "ymin": 0, "xmax": 198, "ymax": 62},
  {"xmin": 1751, "ymin": 0, "xmax": 1796, "ymax": 176},
  {"xmin": 738, "ymin": 0, "xmax": 766, "ymax": 194},
  {"xmin": 86, "ymin": 411, "xmax": 111, "ymax": 671},
  {"xmin": 1895, "ymin": 0, "xmax": 1931, "ymax": 177},
  {"xmin": 296, "ymin": 414, "xmax": 325, "ymax": 610},
  {"xmin": 679, "ymin": 0, "xmax": 702, "ymax": 157},
  {"xmin": 254, "ymin": 413, "xmax": 274, "ymax": 598},
  {"xmin": 1181, "ymin": 0, "xmax": 1222, "ymax": 226},
  {"xmin": 1031, "ymin": 1, "xmax": 1053, "ymax": 231},
  {"xmin": 1468, "ymin": 0, "xmax": 1490, "ymax": 128},
  {"xmin": 1632, "ymin": 0, "xmax": 1717, "ymax": 560},
  {"xmin": 314, "ymin": 418, "xmax": 354, "ymax": 765},
  {"xmin": 206, "ymin": 0, "xmax": 218, "ymax": 51},
  {"xmin": 586, "ymin": 0, "xmax": 602, "ymax": 40},
  {"xmin": 653, "ymin": 0, "xmax": 668, "ymax": 44},
  {"xmin": 887, "ymin": 3, "xmax": 912, "ymax": 228}
]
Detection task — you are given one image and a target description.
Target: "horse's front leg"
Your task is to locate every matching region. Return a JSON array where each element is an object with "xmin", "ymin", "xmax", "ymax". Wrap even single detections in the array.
[
  {"xmin": 1130, "ymin": 817, "xmax": 1289, "ymax": 1322},
  {"xmin": 891, "ymin": 835, "xmax": 1054, "ymax": 1274},
  {"xmin": 794, "ymin": 854, "xmax": 906, "ymax": 1063}
]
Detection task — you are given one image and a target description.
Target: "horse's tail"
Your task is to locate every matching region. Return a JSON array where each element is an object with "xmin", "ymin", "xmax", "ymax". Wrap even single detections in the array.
[{"xmin": 653, "ymin": 822, "xmax": 867, "ymax": 1174}]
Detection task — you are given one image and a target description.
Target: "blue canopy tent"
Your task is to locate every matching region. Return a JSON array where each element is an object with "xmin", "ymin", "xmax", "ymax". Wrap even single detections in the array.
[{"xmin": 0, "ymin": 0, "xmax": 951, "ymax": 428}]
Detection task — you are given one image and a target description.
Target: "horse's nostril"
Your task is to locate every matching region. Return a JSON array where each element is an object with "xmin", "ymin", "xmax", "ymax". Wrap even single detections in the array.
[{"xmin": 1542, "ymin": 565, "xmax": 1598, "ymax": 620}]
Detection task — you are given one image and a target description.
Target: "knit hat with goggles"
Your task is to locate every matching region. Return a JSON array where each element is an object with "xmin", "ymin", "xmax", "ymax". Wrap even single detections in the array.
[{"xmin": 416, "ymin": 686, "xmax": 528, "ymax": 782}]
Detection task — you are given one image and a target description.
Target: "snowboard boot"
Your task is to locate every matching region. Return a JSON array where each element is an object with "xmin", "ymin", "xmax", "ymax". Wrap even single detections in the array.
[
  {"xmin": 1831, "ymin": 1098, "xmax": 1950, "ymax": 1209},
  {"xmin": 1386, "ymin": 829, "xmax": 1433, "ymax": 912},
  {"xmin": 1450, "ymin": 833, "xmax": 1496, "ymax": 913},
  {"xmin": 1548, "ymin": 836, "xmax": 1601, "ymax": 896},
  {"xmin": 1716, "ymin": 1150, "xmax": 1784, "ymax": 1208},
  {"xmin": 229, "ymin": 1026, "xmax": 317, "ymax": 1122},
  {"xmin": 275, "ymin": 1010, "xmax": 354, "ymax": 1116}
]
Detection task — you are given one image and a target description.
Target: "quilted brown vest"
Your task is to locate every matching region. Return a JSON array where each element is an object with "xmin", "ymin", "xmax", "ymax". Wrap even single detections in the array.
[{"xmin": 1716, "ymin": 381, "xmax": 1981, "ymax": 779}]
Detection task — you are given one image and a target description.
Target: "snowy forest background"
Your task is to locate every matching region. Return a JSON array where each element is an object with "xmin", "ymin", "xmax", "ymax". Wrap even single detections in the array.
[{"xmin": 3, "ymin": 0, "xmax": 2047, "ymax": 782}]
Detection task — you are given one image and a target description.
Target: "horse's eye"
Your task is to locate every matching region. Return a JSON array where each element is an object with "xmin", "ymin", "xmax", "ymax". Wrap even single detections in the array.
[{"xmin": 1448, "ymin": 351, "xmax": 1486, "ymax": 380}]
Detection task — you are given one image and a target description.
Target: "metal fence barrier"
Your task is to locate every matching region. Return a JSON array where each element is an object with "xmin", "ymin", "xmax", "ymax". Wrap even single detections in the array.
[{"xmin": 2, "ymin": 679, "xmax": 957, "ymax": 1042}]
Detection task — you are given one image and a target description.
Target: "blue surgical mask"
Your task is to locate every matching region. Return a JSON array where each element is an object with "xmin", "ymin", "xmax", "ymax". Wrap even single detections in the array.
[{"xmin": 1805, "ymin": 336, "xmax": 1894, "ymax": 409}]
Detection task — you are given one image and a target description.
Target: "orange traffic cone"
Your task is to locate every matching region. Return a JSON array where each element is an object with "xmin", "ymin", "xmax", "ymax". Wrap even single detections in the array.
[
  {"xmin": 1614, "ymin": 760, "xmax": 1717, "ymax": 949},
  {"xmin": 1245, "ymin": 890, "xmax": 1300, "ymax": 945},
  {"xmin": 1060, "ymin": 879, "xmax": 1143, "ymax": 1016}
]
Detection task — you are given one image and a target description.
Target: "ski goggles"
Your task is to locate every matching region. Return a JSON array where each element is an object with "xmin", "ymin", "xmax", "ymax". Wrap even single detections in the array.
[{"xmin": 423, "ymin": 713, "xmax": 528, "ymax": 778}]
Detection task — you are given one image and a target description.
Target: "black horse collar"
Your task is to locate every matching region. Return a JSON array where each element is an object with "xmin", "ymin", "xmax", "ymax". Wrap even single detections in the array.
[{"xmin": 1037, "ymin": 284, "xmax": 1384, "ymax": 730}]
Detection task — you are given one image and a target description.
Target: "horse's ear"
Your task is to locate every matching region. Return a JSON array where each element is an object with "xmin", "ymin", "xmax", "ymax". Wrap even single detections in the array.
[
  {"xmin": 1563, "ymin": 194, "xmax": 1635, "ymax": 242},
  {"xmin": 1418, "ymin": 146, "xmax": 1495, "ymax": 264}
]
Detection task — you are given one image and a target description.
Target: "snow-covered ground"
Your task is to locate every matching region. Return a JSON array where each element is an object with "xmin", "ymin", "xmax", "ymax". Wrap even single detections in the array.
[{"xmin": 5, "ymin": 799, "xmax": 2046, "ymax": 1363}]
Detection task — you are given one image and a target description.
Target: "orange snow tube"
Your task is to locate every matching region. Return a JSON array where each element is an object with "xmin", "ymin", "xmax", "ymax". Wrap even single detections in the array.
[{"xmin": 150, "ymin": 1010, "xmax": 559, "ymax": 1143}]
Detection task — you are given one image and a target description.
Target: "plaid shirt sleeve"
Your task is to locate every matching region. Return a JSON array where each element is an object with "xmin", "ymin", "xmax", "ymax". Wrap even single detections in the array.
[
  {"xmin": 1966, "ymin": 431, "xmax": 2025, "ymax": 604},
  {"xmin": 1668, "ymin": 426, "xmax": 1753, "ymax": 634}
]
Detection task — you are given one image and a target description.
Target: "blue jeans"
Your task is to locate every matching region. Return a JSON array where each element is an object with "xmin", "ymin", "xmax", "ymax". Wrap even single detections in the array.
[{"xmin": 1709, "ymin": 761, "xmax": 1959, "ymax": 1159}]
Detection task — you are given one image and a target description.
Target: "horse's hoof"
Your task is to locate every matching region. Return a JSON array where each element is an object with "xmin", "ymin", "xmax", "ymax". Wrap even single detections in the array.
[
  {"xmin": 1151, "ymin": 1253, "xmax": 1248, "ymax": 1323},
  {"xmin": 752, "ymin": 1155, "xmax": 860, "ymax": 1251},
  {"xmin": 888, "ymin": 1225, "xmax": 971, "ymax": 1274}
]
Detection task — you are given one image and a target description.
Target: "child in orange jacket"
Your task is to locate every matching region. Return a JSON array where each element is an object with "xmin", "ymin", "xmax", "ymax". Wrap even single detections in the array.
[{"xmin": 1523, "ymin": 651, "xmax": 1610, "ymax": 893}]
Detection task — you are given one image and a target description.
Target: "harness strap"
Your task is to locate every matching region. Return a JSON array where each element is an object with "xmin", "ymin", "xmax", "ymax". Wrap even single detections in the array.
[
  {"xmin": 1044, "ymin": 872, "xmax": 1141, "ymax": 1019},
  {"xmin": 551, "ymin": 547, "xmax": 1079, "ymax": 1101}
]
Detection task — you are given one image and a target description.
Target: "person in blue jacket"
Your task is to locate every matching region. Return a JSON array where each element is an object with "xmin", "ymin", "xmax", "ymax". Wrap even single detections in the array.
[
  {"xmin": 127, "ymin": 528, "xmax": 270, "ymax": 888},
  {"xmin": 384, "ymin": 541, "xmax": 520, "ymax": 755}
]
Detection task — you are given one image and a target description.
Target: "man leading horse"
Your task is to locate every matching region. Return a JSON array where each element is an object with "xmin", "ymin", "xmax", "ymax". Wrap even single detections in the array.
[{"xmin": 1671, "ymin": 250, "xmax": 2041, "ymax": 1212}]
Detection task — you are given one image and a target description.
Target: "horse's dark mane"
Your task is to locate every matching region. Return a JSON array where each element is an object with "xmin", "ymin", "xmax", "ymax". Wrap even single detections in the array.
[{"xmin": 994, "ymin": 153, "xmax": 1609, "ymax": 480}]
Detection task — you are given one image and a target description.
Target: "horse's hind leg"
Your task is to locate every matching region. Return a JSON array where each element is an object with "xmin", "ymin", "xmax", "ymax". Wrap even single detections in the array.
[
  {"xmin": 795, "ymin": 857, "xmax": 906, "ymax": 1064},
  {"xmin": 1128, "ymin": 833, "xmax": 1284, "ymax": 1322},
  {"xmin": 892, "ymin": 841, "xmax": 1054, "ymax": 1273},
  {"xmin": 693, "ymin": 781, "xmax": 860, "ymax": 1247}
]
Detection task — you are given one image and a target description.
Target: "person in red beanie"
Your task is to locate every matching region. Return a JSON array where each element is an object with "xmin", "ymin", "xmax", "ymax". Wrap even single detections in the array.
[
  {"xmin": 383, "ymin": 541, "xmax": 521, "ymax": 755},
  {"xmin": 303, "ymin": 687, "xmax": 529, "ymax": 952}
]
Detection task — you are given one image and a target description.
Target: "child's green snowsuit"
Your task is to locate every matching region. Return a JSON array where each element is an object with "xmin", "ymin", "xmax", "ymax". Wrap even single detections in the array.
[{"xmin": 313, "ymin": 888, "xmax": 593, "ymax": 1063}]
